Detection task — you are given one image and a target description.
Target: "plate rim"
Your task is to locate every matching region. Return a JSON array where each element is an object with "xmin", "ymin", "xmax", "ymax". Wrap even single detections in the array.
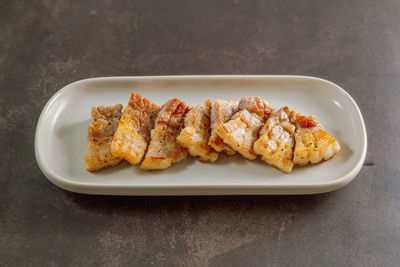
[{"xmin": 34, "ymin": 75, "xmax": 367, "ymax": 195}]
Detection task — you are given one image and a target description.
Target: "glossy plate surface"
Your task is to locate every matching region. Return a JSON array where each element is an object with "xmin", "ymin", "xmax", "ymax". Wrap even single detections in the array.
[{"xmin": 35, "ymin": 76, "xmax": 367, "ymax": 195}]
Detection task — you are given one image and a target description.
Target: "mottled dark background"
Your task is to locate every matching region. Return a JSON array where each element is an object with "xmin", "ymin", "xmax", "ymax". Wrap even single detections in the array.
[{"xmin": 1, "ymin": 0, "xmax": 400, "ymax": 266}]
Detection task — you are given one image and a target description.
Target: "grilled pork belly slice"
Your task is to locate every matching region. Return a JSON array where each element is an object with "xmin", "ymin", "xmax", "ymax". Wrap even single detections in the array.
[
  {"xmin": 208, "ymin": 99, "xmax": 239, "ymax": 156},
  {"xmin": 177, "ymin": 99, "xmax": 218, "ymax": 162},
  {"xmin": 140, "ymin": 98, "xmax": 190, "ymax": 170},
  {"xmin": 85, "ymin": 104, "xmax": 123, "ymax": 171},
  {"xmin": 253, "ymin": 107, "xmax": 295, "ymax": 173},
  {"xmin": 289, "ymin": 110, "xmax": 341, "ymax": 166},
  {"xmin": 216, "ymin": 96, "xmax": 272, "ymax": 160},
  {"xmin": 110, "ymin": 92, "xmax": 160, "ymax": 165}
]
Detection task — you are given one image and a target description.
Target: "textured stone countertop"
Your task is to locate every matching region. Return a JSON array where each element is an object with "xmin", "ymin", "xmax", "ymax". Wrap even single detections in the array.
[{"xmin": 1, "ymin": 0, "xmax": 400, "ymax": 266}]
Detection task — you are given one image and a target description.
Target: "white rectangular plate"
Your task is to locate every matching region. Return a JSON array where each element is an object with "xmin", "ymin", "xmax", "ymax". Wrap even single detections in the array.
[{"xmin": 35, "ymin": 76, "xmax": 367, "ymax": 195}]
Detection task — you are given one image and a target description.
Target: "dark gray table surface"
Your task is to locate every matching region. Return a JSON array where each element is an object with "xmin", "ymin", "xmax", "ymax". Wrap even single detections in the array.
[{"xmin": 1, "ymin": 0, "xmax": 399, "ymax": 266}]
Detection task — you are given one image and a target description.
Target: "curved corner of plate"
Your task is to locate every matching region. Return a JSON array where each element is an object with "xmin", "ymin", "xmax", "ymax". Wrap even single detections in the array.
[{"xmin": 311, "ymin": 75, "xmax": 368, "ymax": 177}]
